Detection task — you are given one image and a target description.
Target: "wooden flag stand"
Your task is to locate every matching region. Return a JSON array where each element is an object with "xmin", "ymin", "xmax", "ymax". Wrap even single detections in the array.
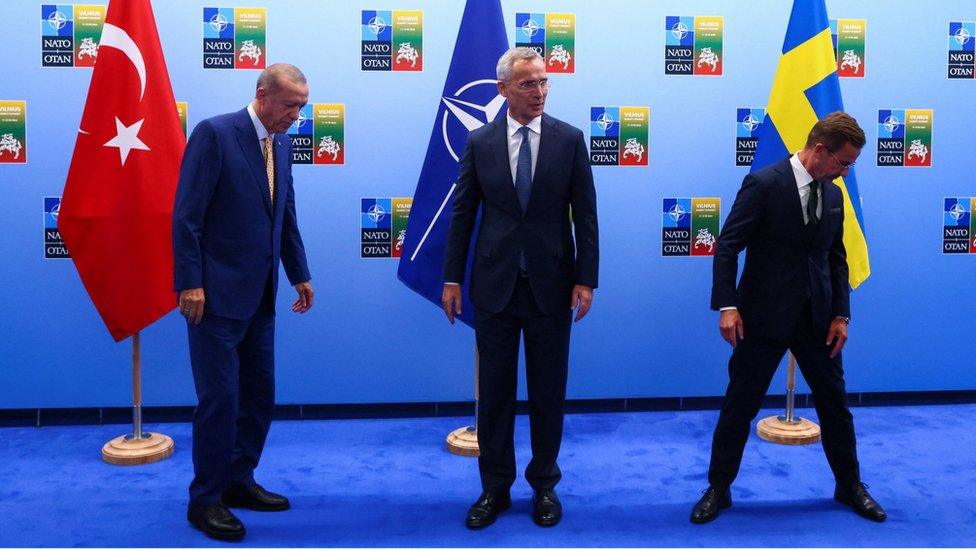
[
  {"xmin": 756, "ymin": 352, "xmax": 821, "ymax": 445},
  {"xmin": 102, "ymin": 332, "xmax": 175, "ymax": 465},
  {"xmin": 446, "ymin": 344, "xmax": 480, "ymax": 457}
]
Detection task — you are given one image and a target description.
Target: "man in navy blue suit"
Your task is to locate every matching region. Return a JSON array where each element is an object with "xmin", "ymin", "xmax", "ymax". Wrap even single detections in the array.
[
  {"xmin": 442, "ymin": 48, "xmax": 599, "ymax": 530},
  {"xmin": 173, "ymin": 63, "xmax": 313, "ymax": 541},
  {"xmin": 691, "ymin": 112, "xmax": 886, "ymax": 524}
]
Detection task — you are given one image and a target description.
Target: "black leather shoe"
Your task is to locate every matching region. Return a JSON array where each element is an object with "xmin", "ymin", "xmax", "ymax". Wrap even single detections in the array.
[
  {"xmin": 834, "ymin": 482, "xmax": 887, "ymax": 522},
  {"xmin": 187, "ymin": 502, "xmax": 245, "ymax": 541},
  {"xmin": 465, "ymin": 491, "xmax": 511, "ymax": 529},
  {"xmin": 532, "ymin": 489, "xmax": 562, "ymax": 527},
  {"xmin": 222, "ymin": 483, "xmax": 291, "ymax": 512},
  {"xmin": 690, "ymin": 486, "xmax": 732, "ymax": 524}
]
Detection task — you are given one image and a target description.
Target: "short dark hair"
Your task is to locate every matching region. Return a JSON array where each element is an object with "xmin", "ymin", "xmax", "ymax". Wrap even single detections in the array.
[{"xmin": 806, "ymin": 111, "xmax": 866, "ymax": 151}]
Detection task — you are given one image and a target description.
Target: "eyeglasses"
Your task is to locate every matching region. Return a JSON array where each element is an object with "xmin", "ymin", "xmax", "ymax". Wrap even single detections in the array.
[
  {"xmin": 825, "ymin": 147, "xmax": 856, "ymax": 168},
  {"xmin": 514, "ymin": 79, "xmax": 550, "ymax": 91}
]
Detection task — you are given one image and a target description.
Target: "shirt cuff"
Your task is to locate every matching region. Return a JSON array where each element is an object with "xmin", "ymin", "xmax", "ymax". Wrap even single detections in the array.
[{"xmin": 719, "ymin": 306, "xmax": 737, "ymax": 312}]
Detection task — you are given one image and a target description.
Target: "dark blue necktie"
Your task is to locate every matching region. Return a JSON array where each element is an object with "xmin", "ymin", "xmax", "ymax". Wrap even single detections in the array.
[
  {"xmin": 515, "ymin": 126, "xmax": 533, "ymax": 212},
  {"xmin": 515, "ymin": 126, "xmax": 532, "ymax": 270}
]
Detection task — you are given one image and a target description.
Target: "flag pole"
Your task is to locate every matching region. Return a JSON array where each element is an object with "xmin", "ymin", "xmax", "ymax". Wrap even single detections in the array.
[
  {"xmin": 756, "ymin": 351, "xmax": 821, "ymax": 445},
  {"xmin": 446, "ymin": 340, "xmax": 480, "ymax": 456},
  {"xmin": 102, "ymin": 331, "xmax": 175, "ymax": 465}
]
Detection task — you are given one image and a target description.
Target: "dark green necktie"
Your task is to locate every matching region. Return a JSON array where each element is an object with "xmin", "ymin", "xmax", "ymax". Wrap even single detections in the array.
[{"xmin": 807, "ymin": 179, "xmax": 820, "ymax": 226}]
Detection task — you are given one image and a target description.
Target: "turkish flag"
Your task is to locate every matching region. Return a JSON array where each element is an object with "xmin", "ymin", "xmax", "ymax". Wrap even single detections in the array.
[{"xmin": 59, "ymin": 0, "xmax": 183, "ymax": 341}]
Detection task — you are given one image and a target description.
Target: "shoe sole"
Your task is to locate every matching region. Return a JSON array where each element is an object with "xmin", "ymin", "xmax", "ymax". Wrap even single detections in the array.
[
  {"xmin": 224, "ymin": 502, "xmax": 291, "ymax": 512},
  {"xmin": 465, "ymin": 501, "xmax": 512, "ymax": 530}
]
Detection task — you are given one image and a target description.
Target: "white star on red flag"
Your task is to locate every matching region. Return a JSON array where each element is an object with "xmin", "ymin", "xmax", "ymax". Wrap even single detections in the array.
[{"xmin": 103, "ymin": 117, "xmax": 150, "ymax": 165}]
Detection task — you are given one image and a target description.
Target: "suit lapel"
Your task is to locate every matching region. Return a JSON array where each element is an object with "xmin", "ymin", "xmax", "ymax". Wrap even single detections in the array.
[
  {"xmin": 272, "ymin": 134, "xmax": 286, "ymax": 220},
  {"xmin": 775, "ymin": 159, "xmax": 806, "ymax": 237},
  {"xmin": 527, "ymin": 114, "xmax": 559, "ymax": 214},
  {"xmin": 234, "ymin": 110, "xmax": 273, "ymax": 218}
]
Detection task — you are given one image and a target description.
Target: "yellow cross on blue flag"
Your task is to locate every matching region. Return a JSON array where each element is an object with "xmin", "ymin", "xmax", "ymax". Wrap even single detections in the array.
[{"xmin": 751, "ymin": 0, "xmax": 870, "ymax": 288}]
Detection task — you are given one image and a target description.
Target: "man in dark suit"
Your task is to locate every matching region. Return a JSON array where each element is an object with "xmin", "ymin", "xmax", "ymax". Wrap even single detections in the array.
[
  {"xmin": 691, "ymin": 112, "xmax": 885, "ymax": 524},
  {"xmin": 173, "ymin": 63, "xmax": 314, "ymax": 541},
  {"xmin": 441, "ymin": 47, "xmax": 599, "ymax": 530}
]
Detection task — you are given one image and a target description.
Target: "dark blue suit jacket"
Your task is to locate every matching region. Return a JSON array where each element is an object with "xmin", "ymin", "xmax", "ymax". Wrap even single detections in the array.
[
  {"xmin": 173, "ymin": 108, "xmax": 310, "ymax": 320},
  {"xmin": 711, "ymin": 158, "xmax": 850, "ymax": 341},
  {"xmin": 443, "ymin": 113, "xmax": 599, "ymax": 315}
]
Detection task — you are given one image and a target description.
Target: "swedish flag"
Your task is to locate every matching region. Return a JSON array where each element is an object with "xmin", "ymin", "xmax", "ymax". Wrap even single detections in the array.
[{"xmin": 751, "ymin": 0, "xmax": 870, "ymax": 288}]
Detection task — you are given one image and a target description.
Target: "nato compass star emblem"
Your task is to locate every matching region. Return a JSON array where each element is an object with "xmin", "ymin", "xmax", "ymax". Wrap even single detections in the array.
[
  {"xmin": 954, "ymin": 27, "xmax": 972, "ymax": 46},
  {"xmin": 209, "ymin": 13, "xmax": 229, "ymax": 33},
  {"xmin": 520, "ymin": 18, "xmax": 542, "ymax": 39},
  {"xmin": 367, "ymin": 203, "xmax": 388, "ymax": 223},
  {"xmin": 367, "ymin": 16, "xmax": 387, "ymax": 37},
  {"xmin": 671, "ymin": 21, "xmax": 689, "ymax": 40},
  {"xmin": 669, "ymin": 203, "xmax": 687, "ymax": 222},
  {"xmin": 596, "ymin": 112, "xmax": 615, "ymax": 132},
  {"xmin": 741, "ymin": 113, "xmax": 761, "ymax": 132},
  {"xmin": 883, "ymin": 115, "xmax": 901, "ymax": 134},
  {"xmin": 949, "ymin": 203, "xmax": 968, "ymax": 222},
  {"xmin": 440, "ymin": 80, "xmax": 507, "ymax": 162},
  {"xmin": 47, "ymin": 10, "xmax": 68, "ymax": 31}
]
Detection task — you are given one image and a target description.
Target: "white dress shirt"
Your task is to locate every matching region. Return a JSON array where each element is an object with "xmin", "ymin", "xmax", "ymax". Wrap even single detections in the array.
[
  {"xmin": 790, "ymin": 152, "xmax": 822, "ymax": 224},
  {"xmin": 506, "ymin": 113, "xmax": 541, "ymax": 184},
  {"xmin": 246, "ymin": 103, "xmax": 272, "ymax": 158}
]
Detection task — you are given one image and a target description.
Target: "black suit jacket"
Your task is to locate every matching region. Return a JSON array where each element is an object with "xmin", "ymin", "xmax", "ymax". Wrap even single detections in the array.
[
  {"xmin": 711, "ymin": 158, "xmax": 850, "ymax": 341},
  {"xmin": 443, "ymin": 113, "xmax": 599, "ymax": 315}
]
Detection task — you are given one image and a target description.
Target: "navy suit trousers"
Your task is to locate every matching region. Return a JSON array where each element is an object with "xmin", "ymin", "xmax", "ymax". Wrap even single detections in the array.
[{"xmin": 187, "ymin": 280, "xmax": 276, "ymax": 507}]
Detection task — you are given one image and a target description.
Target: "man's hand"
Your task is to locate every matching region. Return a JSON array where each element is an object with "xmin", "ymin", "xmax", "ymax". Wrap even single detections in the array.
[
  {"xmin": 292, "ymin": 281, "xmax": 314, "ymax": 313},
  {"xmin": 570, "ymin": 285, "xmax": 593, "ymax": 322},
  {"xmin": 441, "ymin": 284, "xmax": 462, "ymax": 324},
  {"xmin": 719, "ymin": 309, "xmax": 744, "ymax": 347},
  {"xmin": 179, "ymin": 288, "xmax": 206, "ymax": 325},
  {"xmin": 826, "ymin": 318, "xmax": 848, "ymax": 358}
]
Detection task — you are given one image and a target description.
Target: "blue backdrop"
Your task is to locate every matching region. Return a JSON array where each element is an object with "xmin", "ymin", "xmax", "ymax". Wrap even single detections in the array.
[{"xmin": 0, "ymin": 0, "xmax": 973, "ymax": 408}]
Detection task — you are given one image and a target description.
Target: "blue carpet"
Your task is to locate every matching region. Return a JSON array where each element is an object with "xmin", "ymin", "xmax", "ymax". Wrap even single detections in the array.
[{"xmin": 0, "ymin": 405, "xmax": 973, "ymax": 547}]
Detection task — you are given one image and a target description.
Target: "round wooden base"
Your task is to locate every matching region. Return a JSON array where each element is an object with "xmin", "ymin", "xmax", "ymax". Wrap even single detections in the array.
[
  {"xmin": 446, "ymin": 426, "xmax": 479, "ymax": 457},
  {"xmin": 102, "ymin": 433, "xmax": 175, "ymax": 465},
  {"xmin": 756, "ymin": 415, "xmax": 821, "ymax": 445}
]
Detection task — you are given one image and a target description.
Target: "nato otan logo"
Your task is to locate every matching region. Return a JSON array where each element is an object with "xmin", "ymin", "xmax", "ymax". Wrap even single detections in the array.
[
  {"xmin": 361, "ymin": 10, "xmax": 424, "ymax": 71},
  {"xmin": 830, "ymin": 19, "xmax": 866, "ymax": 78},
  {"xmin": 735, "ymin": 108, "xmax": 765, "ymax": 166},
  {"xmin": 665, "ymin": 16, "xmax": 724, "ymax": 76},
  {"xmin": 877, "ymin": 109, "xmax": 933, "ymax": 167},
  {"xmin": 662, "ymin": 198, "xmax": 721, "ymax": 256},
  {"xmin": 589, "ymin": 107, "xmax": 649, "ymax": 166},
  {"xmin": 943, "ymin": 198, "xmax": 976, "ymax": 254},
  {"xmin": 288, "ymin": 103, "xmax": 345, "ymax": 165},
  {"xmin": 203, "ymin": 7, "xmax": 266, "ymax": 70},
  {"xmin": 44, "ymin": 197, "xmax": 69, "ymax": 259},
  {"xmin": 515, "ymin": 12, "xmax": 575, "ymax": 73},
  {"xmin": 0, "ymin": 100, "xmax": 27, "ymax": 164},
  {"xmin": 948, "ymin": 21, "xmax": 975, "ymax": 79},
  {"xmin": 41, "ymin": 4, "xmax": 105, "ymax": 68},
  {"xmin": 361, "ymin": 198, "xmax": 412, "ymax": 258}
]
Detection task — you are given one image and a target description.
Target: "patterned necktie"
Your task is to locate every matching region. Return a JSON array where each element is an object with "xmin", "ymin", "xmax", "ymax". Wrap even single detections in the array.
[
  {"xmin": 264, "ymin": 135, "xmax": 275, "ymax": 204},
  {"xmin": 806, "ymin": 179, "xmax": 819, "ymax": 226},
  {"xmin": 515, "ymin": 126, "xmax": 532, "ymax": 212}
]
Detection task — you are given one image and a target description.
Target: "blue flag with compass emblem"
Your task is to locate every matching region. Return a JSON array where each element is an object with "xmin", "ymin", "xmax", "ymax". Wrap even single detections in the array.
[{"xmin": 397, "ymin": 0, "xmax": 507, "ymax": 328}]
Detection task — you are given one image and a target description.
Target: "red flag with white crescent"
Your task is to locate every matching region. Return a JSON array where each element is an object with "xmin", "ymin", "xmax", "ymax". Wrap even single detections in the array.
[{"xmin": 59, "ymin": 0, "xmax": 183, "ymax": 341}]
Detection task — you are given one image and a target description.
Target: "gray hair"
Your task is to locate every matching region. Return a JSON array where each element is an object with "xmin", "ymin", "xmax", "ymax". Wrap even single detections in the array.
[
  {"xmin": 496, "ymin": 47, "xmax": 543, "ymax": 81},
  {"xmin": 256, "ymin": 63, "xmax": 307, "ymax": 94}
]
